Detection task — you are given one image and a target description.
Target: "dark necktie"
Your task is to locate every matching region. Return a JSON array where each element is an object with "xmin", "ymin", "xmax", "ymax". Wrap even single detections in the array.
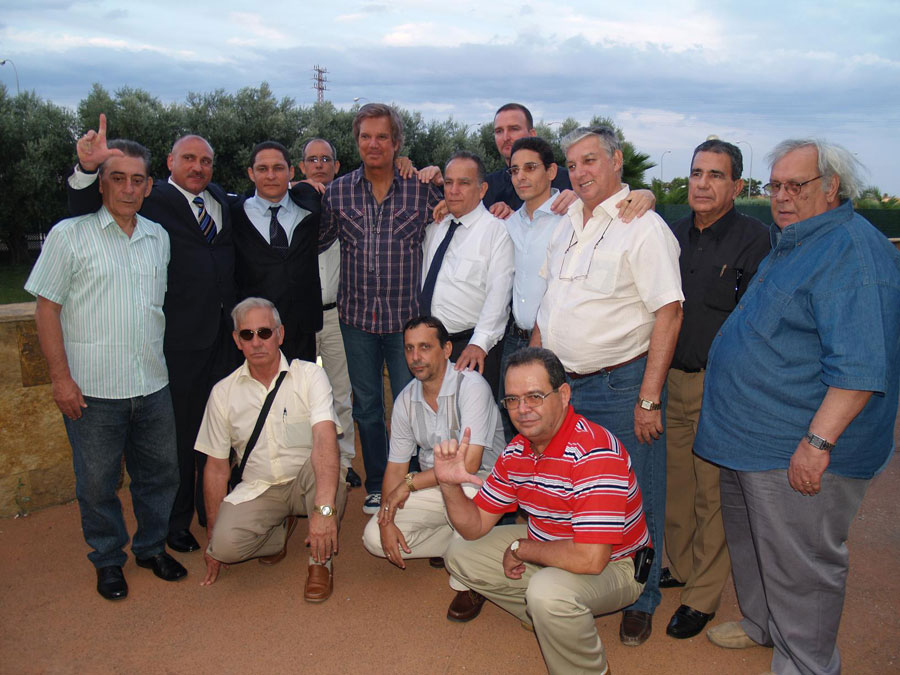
[
  {"xmin": 419, "ymin": 220, "xmax": 462, "ymax": 316},
  {"xmin": 269, "ymin": 205, "xmax": 288, "ymax": 251},
  {"xmin": 193, "ymin": 196, "xmax": 218, "ymax": 243}
]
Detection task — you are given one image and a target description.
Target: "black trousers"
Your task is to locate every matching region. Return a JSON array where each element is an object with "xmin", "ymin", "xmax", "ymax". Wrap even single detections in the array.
[{"xmin": 448, "ymin": 334, "xmax": 504, "ymax": 401}]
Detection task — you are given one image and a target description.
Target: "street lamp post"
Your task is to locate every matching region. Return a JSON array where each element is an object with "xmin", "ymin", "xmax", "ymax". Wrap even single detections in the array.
[
  {"xmin": 0, "ymin": 59, "xmax": 20, "ymax": 95},
  {"xmin": 736, "ymin": 140, "xmax": 753, "ymax": 199},
  {"xmin": 660, "ymin": 150, "xmax": 672, "ymax": 185}
]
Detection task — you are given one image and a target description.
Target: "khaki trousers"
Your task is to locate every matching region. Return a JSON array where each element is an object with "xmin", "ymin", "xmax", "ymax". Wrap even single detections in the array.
[
  {"xmin": 208, "ymin": 462, "xmax": 347, "ymax": 563},
  {"xmin": 446, "ymin": 525, "xmax": 643, "ymax": 675},
  {"xmin": 664, "ymin": 368, "xmax": 730, "ymax": 613}
]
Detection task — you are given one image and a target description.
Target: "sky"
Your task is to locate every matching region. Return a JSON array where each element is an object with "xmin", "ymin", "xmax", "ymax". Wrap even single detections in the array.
[{"xmin": 2, "ymin": 0, "xmax": 899, "ymax": 194}]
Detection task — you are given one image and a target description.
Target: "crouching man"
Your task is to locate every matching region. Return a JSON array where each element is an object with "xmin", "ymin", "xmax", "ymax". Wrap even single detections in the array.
[
  {"xmin": 196, "ymin": 297, "xmax": 346, "ymax": 602},
  {"xmin": 434, "ymin": 348, "xmax": 651, "ymax": 675}
]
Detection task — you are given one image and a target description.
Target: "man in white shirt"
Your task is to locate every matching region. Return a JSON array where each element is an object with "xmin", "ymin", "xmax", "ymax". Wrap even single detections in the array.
[
  {"xmin": 421, "ymin": 151, "xmax": 514, "ymax": 398},
  {"xmin": 532, "ymin": 126, "xmax": 684, "ymax": 646},
  {"xmin": 361, "ymin": 315, "xmax": 505, "ymax": 619},
  {"xmin": 196, "ymin": 297, "xmax": 345, "ymax": 602}
]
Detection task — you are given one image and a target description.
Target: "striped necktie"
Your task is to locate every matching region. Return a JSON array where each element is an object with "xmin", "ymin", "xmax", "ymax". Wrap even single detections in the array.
[
  {"xmin": 192, "ymin": 196, "xmax": 217, "ymax": 243},
  {"xmin": 269, "ymin": 205, "xmax": 289, "ymax": 251}
]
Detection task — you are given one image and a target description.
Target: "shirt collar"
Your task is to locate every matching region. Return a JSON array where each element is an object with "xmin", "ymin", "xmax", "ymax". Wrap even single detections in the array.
[
  {"xmin": 691, "ymin": 205, "xmax": 738, "ymax": 240},
  {"xmin": 250, "ymin": 191, "xmax": 292, "ymax": 214},
  {"xmin": 96, "ymin": 205, "xmax": 155, "ymax": 241},
  {"xmin": 410, "ymin": 360, "xmax": 455, "ymax": 403},
  {"xmin": 236, "ymin": 352, "xmax": 290, "ymax": 390},
  {"xmin": 168, "ymin": 176, "xmax": 209, "ymax": 201},
  {"xmin": 770, "ymin": 199, "xmax": 854, "ymax": 251},
  {"xmin": 523, "ymin": 405, "xmax": 577, "ymax": 458},
  {"xmin": 567, "ymin": 184, "xmax": 630, "ymax": 224},
  {"xmin": 516, "ymin": 188, "xmax": 560, "ymax": 224},
  {"xmin": 444, "ymin": 202, "xmax": 486, "ymax": 229}
]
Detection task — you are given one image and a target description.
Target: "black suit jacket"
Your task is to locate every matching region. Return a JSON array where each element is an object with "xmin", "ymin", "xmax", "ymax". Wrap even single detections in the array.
[
  {"xmin": 67, "ymin": 176, "xmax": 236, "ymax": 351},
  {"xmin": 231, "ymin": 182, "xmax": 324, "ymax": 340}
]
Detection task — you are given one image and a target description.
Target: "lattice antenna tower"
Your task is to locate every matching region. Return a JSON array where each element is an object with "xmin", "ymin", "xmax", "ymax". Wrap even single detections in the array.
[{"xmin": 312, "ymin": 65, "xmax": 328, "ymax": 103}]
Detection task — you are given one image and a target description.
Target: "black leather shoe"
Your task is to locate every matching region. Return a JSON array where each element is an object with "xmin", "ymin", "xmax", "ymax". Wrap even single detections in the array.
[
  {"xmin": 345, "ymin": 467, "xmax": 362, "ymax": 488},
  {"xmin": 620, "ymin": 610, "xmax": 652, "ymax": 646},
  {"xmin": 96, "ymin": 566, "xmax": 128, "ymax": 600},
  {"xmin": 167, "ymin": 529, "xmax": 200, "ymax": 553},
  {"xmin": 666, "ymin": 604, "xmax": 715, "ymax": 639},
  {"xmin": 136, "ymin": 551, "xmax": 188, "ymax": 581},
  {"xmin": 659, "ymin": 566, "xmax": 685, "ymax": 588},
  {"xmin": 447, "ymin": 590, "xmax": 486, "ymax": 622}
]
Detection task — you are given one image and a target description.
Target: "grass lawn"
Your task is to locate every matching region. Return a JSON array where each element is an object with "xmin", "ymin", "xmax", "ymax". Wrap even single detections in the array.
[{"xmin": 0, "ymin": 264, "xmax": 34, "ymax": 304}]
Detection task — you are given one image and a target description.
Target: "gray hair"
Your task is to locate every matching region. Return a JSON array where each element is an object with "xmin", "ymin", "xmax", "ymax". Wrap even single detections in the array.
[
  {"xmin": 767, "ymin": 139, "xmax": 865, "ymax": 201},
  {"xmin": 100, "ymin": 139, "xmax": 151, "ymax": 176},
  {"xmin": 231, "ymin": 297, "xmax": 282, "ymax": 330},
  {"xmin": 561, "ymin": 126, "xmax": 622, "ymax": 179}
]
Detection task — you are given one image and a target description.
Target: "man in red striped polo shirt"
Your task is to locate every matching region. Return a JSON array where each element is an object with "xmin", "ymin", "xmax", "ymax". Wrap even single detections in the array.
[{"xmin": 435, "ymin": 347, "xmax": 651, "ymax": 675}]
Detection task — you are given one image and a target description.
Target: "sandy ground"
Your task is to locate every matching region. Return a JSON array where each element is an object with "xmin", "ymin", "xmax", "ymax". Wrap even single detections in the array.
[{"xmin": 1, "ymin": 428, "xmax": 897, "ymax": 674}]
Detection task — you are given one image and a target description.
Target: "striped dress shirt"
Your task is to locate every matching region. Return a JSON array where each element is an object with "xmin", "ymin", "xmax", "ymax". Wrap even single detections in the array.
[{"xmin": 25, "ymin": 207, "xmax": 170, "ymax": 399}]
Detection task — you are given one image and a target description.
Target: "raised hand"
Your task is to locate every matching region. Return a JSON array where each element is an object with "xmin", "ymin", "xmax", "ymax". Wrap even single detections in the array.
[
  {"xmin": 433, "ymin": 428, "xmax": 484, "ymax": 487},
  {"xmin": 76, "ymin": 113, "xmax": 123, "ymax": 172}
]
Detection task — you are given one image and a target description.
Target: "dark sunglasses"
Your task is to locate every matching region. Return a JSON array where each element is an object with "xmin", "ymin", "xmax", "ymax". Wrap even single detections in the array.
[{"xmin": 238, "ymin": 327, "xmax": 275, "ymax": 341}]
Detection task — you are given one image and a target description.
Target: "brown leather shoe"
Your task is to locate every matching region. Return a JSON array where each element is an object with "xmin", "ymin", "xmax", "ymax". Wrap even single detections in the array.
[
  {"xmin": 304, "ymin": 563, "xmax": 333, "ymax": 603},
  {"xmin": 620, "ymin": 609, "xmax": 652, "ymax": 646},
  {"xmin": 446, "ymin": 589, "xmax": 486, "ymax": 622},
  {"xmin": 258, "ymin": 516, "xmax": 297, "ymax": 566}
]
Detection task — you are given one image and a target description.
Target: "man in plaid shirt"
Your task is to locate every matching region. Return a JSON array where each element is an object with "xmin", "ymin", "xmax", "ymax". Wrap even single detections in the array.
[{"xmin": 320, "ymin": 103, "xmax": 443, "ymax": 514}]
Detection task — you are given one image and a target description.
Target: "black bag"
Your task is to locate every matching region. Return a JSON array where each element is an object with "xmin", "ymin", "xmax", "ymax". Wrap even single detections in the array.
[{"xmin": 228, "ymin": 371, "xmax": 287, "ymax": 492}]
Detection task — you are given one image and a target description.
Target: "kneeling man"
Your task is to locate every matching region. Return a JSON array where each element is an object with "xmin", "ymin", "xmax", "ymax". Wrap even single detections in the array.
[
  {"xmin": 435, "ymin": 348, "xmax": 651, "ymax": 675},
  {"xmin": 196, "ymin": 297, "xmax": 346, "ymax": 602},
  {"xmin": 362, "ymin": 315, "xmax": 505, "ymax": 614}
]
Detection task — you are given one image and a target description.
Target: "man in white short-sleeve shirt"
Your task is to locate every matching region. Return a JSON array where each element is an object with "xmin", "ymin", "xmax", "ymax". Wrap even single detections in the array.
[
  {"xmin": 195, "ymin": 297, "xmax": 345, "ymax": 603},
  {"xmin": 532, "ymin": 126, "xmax": 684, "ymax": 646},
  {"xmin": 362, "ymin": 315, "xmax": 505, "ymax": 617}
]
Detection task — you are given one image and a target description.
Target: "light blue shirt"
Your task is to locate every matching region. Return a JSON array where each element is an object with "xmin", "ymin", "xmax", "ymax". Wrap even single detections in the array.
[
  {"xmin": 243, "ymin": 192, "xmax": 309, "ymax": 245},
  {"xmin": 505, "ymin": 189, "xmax": 564, "ymax": 330},
  {"xmin": 25, "ymin": 207, "xmax": 170, "ymax": 399}
]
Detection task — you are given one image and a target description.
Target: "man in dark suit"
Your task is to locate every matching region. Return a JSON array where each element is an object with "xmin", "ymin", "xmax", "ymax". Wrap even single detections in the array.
[
  {"xmin": 67, "ymin": 115, "xmax": 236, "ymax": 554},
  {"xmin": 230, "ymin": 141, "xmax": 323, "ymax": 362}
]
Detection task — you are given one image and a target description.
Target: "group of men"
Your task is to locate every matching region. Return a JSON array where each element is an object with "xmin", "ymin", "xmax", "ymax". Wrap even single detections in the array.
[{"xmin": 26, "ymin": 98, "xmax": 900, "ymax": 675}]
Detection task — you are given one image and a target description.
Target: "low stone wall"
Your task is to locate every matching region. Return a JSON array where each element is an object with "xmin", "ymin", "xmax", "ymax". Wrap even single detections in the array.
[{"xmin": 0, "ymin": 303, "xmax": 75, "ymax": 517}]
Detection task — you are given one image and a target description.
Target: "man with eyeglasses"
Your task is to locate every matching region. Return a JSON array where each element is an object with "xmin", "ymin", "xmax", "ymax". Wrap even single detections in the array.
[
  {"xmin": 694, "ymin": 140, "xmax": 900, "ymax": 675},
  {"xmin": 27, "ymin": 140, "xmax": 186, "ymax": 600},
  {"xmin": 196, "ymin": 297, "xmax": 344, "ymax": 602},
  {"xmin": 361, "ymin": 315, "xmax": 504, "ymax": 620},
  {"xmin": 660, "ymin": 140, "xmax": 769, "ymax": 640},
  {"xmin": 421, "ymin": 151, "xmax": 513, "ymax": 398},
  {"xmin": 231, "ymin": 141, "xmax": 323, "ymax": 363},
  {"xmin": 434, "ymin": 347, "xmax": 651, "ymax": 675},
  {"xmin": 531, "ymin": 126, "xmax": 683, "ymax": 646}
]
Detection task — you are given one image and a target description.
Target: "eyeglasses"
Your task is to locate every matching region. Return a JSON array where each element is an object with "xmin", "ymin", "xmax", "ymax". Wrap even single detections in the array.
[
  {"xmin": 500, "ymin": 389, "xmax": 559, "ymax": 410},
  {"xmin": 238, "ymin": 327, "xmax": 275, "ymax": 341},
  {"xmin": 304, "ymin": 156, "xmax": 334, "ymax": 165},
  {"xmin": 762, "ymin": 175, "xmax": 822, "ymax": 197},
  {"xmin": 507, "ymin": 162, "xmax": 543, "ymax": 177}
]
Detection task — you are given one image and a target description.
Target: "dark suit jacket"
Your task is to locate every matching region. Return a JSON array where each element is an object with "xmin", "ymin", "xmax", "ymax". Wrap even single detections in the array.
[
  {"xmin": 231, "ymin": 182, "xmax": 324, "ymax": 341},
  {"xmin": 67, "ymin": 176, "xmax": 236, "ymax": 352},
  {"xmin": 483, "ymin": 166, "xmax": 572, "ymax": 210}
]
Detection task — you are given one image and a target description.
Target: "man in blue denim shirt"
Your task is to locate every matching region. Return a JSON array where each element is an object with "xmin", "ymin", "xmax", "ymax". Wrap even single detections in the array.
[{"xmin": 695, "ymin": 139, "xmax": 900, "ymax": 675}]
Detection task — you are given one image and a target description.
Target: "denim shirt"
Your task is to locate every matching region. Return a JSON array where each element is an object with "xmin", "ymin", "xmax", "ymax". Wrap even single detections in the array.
[{"xmin": 695, "ymin": 200, "xmax": 900, "ymax": 478}]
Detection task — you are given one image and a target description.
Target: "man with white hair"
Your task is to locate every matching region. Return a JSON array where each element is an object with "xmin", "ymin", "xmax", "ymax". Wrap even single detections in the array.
[{"xmin": 695, "ymin": 140, "xmax": 900, "ymax": 675}]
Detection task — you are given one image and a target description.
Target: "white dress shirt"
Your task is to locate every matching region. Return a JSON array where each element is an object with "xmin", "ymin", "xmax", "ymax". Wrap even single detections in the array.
[
  {"xmin": 505, "ymin": 189, "xmax": 565, "ymax": 331},
  {"xmin": 318, "ymin": 240, "xmax": 340, "ymax": 305},
  {"xmin": 422, "ymin": 202, "xmax": 514, "ymax": 352},
  {"xmin": 536, "ymin": 185, "xmax": 683, "ymax": 374},
  {"xmin": 242, "ymin": 191, "xmax": 309, "ymax": 245}
]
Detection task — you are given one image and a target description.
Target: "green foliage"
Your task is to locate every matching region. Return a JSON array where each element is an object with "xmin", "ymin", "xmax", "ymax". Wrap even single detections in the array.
[{"xmin": 651, "ymin": 177, "xmax": 689, "ymax": 205}]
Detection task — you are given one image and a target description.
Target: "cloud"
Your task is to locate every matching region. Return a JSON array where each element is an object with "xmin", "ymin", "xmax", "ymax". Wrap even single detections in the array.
[{"xmin": 227, "ymin": 12, "xmax": 287, "ymax": 42}]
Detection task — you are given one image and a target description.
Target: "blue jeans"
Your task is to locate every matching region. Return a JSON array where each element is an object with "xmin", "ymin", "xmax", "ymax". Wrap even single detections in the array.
[
  {"xmin": 63, "ymin": 386, "xmax": 178, "ymax": 568},
  {"xmin": 339, "ymin": 322, "xmax": 412, "ymax": 493},
  {"xmin": 566, "ymin": 356, "xmax": 666, "ymax": 615}
]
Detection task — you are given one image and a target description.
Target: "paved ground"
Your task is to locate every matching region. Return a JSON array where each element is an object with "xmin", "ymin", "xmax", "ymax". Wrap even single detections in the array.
[{"xmin": 1, "ymin": 428, "xmax": 897, "ymax": 674}]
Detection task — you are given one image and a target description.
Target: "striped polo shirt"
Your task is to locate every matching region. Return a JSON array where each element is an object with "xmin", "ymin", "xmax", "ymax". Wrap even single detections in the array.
[
  {"xmin": 25, "ymin": 206, "xmax": 170, "ymax": 399},
  {"xmin": 474, "ymin": 406, "xmax": 650, "ymax": 560}
]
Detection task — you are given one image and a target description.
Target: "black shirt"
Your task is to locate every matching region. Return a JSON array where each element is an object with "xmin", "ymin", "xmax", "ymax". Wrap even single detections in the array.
[
  {"xmin": 671, "ymin": 206, "xmax": 770, "ymax": 371},
  {"xmin": 483, "ymin": 166, "xmax": 572, "ymax": 210}
]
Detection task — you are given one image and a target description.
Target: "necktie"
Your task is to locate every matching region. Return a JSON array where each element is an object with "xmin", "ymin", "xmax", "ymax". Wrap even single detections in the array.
[
  {"xmin": 419, "ymin": 220, "xmax": 462, "ymax": 316},
  {"xmin": 192, "ymin": 196, "xmax": 218, "ymax": 243},
  {"xmin": 269, "ymin": 205, "xmax": 288, "ymax": 251}
]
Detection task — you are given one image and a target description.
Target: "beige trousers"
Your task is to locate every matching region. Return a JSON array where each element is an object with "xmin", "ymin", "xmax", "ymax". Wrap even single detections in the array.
[
  {"xmin": 664, "ymin": 368, "xmax": 731, "ymax": 613},
  {"xmin": 208, "ymin": 462, "xmax": 347, "ymax": 563},
  {"xmin": 446, "ymin": 524, "xmax": 643, "ymax": 675}
]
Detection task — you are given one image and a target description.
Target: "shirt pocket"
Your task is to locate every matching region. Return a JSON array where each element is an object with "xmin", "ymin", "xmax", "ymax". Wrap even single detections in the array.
[
  {"xmin": 391, "ymin": 207, "xmax": 423, "ymax": 241},
  {"xmin": 448, "ymin": 256, "xmax": 487, "ymax": 288},
  {"xmin": 583, "ymin": 250, "xmax": 621, "ymax": 295},
  {"xmin": 338, "ymin": 207, "xmax": 367, "ymax": 244},
  {"xmin": 702, "ymin": 264, "xmax": 741, "ymax": 312},
  {"xmin": 136, "ymin": 264, "xmax": 166, "ymax": 307},
  {"xmin": 744, "ymin": 280, "xmax": 792, "ymax": 339},
  {"xmin": 279, "ymin": 414, "xmax": 313, "ymax": 450}
]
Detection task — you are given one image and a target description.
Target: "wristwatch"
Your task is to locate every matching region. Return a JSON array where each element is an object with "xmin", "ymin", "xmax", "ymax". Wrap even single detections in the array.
[
  {"xmin": 804, "ymin": 432, "xmax": 835, "ymax": 452},
  {"xmin": 638, "ymin": 398, "xmax": 661, "ymax": 411},
  {"xmin": 313, "ymin": 504, "xmax": 335, "ymax": 517},
  {"xmin": 510, "ymin": 539, "xmax": 523, "ymax": 562},
  {"xmin": 405, "ymin": 472, "xmax": 418, "ymax": 492}
]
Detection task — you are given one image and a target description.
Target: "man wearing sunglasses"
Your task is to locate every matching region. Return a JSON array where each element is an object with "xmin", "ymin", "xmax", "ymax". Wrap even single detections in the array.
[
  {"xmin": 530, "ymin": 126, "xmax": 684, "ymax": 646},
  {"xmin": 196, "ymin": 297, "xmax": 344, "ymax": 601},
  {"xmin": 695, "ymin": 140, "xmax": 900, "ymax": 675},
  {"xmin": 661, "ymin": 140, "xmax": 769, "ymax": 640},
  {"xmin": 434, "ymin": 347, "xmax": 650, "ymax": 675}
]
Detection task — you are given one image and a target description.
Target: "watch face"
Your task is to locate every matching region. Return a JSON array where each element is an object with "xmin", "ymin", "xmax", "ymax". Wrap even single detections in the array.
[{"xmin": 317, "ymin": 505, "xmax": 334, "ymax": 516}]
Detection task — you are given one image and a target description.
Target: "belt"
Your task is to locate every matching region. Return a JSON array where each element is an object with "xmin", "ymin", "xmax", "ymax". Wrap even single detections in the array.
[
  {"xmin": 508, "ymin": 324, "xmax": 531, "ymax": 340},
  {"xmin": 566, "ymin": 351, "xmax": 648, "ymax": 380},
  {"xmin": 322, "ymin": 302, "xmax": 337, "ymax": 311},
  {"xmin": 448, "ymin": 328, "xmax": 475, "ymax": 342}
]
